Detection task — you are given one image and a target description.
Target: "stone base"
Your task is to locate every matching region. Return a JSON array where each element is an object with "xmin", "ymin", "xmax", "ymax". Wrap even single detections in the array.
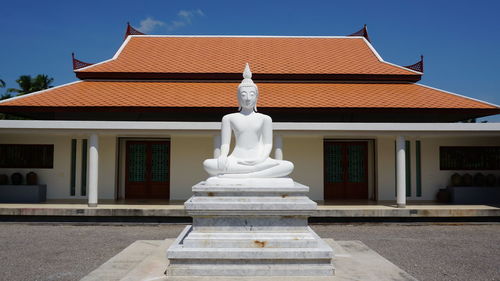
[
  {"xmin": 166, "ymin": 180, "xmax": 334, "ymax": 277},
  {"xmin": 80, "ymin": 239, "xmax": 418, "ymax": 281},
  {"xmin": 167, "ymin": 225, "xmax": 333, "ymax": 276}
]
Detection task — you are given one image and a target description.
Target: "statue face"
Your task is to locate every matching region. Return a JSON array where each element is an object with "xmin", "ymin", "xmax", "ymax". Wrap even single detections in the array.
[{"xmin": 238, "ymin": 86, "xmax": 258, "ymax": 110}]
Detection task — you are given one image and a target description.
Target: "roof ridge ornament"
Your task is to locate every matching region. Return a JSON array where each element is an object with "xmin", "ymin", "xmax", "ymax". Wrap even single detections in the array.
[
  {"xmin": 124, "ymin": 22, "xmax": 145, "ymax": 41},
  {"xmin": 404, "ymin": 55, "xmax": 424, "ymax": 73},
  {"xmin": 72, "ymin": 53, "xmax": 94, "ymax": 70},
  {"xmin": 348, "ymin": 24, "xmax": 371, "ymax": 43}
]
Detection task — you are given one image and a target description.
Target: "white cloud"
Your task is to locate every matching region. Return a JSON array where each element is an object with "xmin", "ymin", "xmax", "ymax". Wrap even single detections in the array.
[
  {"xmin": 166, "ymin": 9, "xmax": 205, "ymax": 31},
  {"xmin": 136, "ymin": 9, "xmax": 205, "ymax": 33},
  {"xmin": 177, "ymin": 9, "xmax": 204, "ymax": 23},
  {"xmin": 137, "ymin": 17, "xmax": 165, "ymax": 33}
]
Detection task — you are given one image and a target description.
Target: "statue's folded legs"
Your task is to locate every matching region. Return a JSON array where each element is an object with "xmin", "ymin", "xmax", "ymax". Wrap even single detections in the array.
[{"xmin": 203, "ymin": 157, "xmax": 294, "ymax": 178}]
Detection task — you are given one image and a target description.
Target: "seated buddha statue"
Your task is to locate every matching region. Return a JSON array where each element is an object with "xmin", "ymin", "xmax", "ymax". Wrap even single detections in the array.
[{"xmin": 203, "ymin": 63, "xmax": 294, "ymax": 178}]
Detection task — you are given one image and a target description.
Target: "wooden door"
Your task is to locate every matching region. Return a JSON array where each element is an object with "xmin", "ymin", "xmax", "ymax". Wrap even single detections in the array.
[
  {"xmin": 125, "ymin": 141, "xmax": 170, "ymax": 199},
  {"xmin": 324, "ymin": 141, "xmax": 368, "ymax": 200}
]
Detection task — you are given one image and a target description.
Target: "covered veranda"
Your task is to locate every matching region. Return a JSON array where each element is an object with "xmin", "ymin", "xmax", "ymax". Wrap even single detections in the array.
[{"xmin": 1, "ymin": 120, "xmax": 500, "ymax": 212}]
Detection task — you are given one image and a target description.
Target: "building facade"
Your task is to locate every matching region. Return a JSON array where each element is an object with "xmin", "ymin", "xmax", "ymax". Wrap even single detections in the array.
[{"xmin": 1, "ymin": 29, "xmax": 499, "ymax": 206}]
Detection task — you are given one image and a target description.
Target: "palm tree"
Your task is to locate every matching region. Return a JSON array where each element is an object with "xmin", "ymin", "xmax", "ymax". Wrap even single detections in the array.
[
  {"xmin": 0, "ymin": 78, "xmax": 11, "ymax": 100},
  {"xmin": 7, "ymin": 74, "xmax": 54, "ymax": 96},
  {"xmin": 0, "ymin": 93, "xmax": 11, "ymax": 100}
]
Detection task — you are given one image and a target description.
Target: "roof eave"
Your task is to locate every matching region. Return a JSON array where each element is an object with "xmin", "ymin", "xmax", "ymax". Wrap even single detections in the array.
[{"xmin": 75, "ymin": 72, "xmax": 422, "ymax": 82}]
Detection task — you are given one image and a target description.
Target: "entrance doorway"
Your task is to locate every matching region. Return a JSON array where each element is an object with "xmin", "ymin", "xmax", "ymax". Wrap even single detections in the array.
[
  {"xmin": 125, "ymin": 140, "xmax": 170, "ymax": 199},
  {"xmin": 324, "ymin": 140, "xmax": 369, "ymax": 200}
]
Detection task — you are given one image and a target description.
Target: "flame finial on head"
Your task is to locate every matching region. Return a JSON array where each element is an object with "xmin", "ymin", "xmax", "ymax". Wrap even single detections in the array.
[
  {"xmin": 240, "ymin": 63, "xmax": 255, "ymax": 87},
  {"xmin": 243, "ymin": 63, "xmax": 252, "ymax": 79}
]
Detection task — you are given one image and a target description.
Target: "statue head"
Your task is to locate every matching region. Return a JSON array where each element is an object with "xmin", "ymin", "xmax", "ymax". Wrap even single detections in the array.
[{"xmin": 237, "ymin": 63, "xmax": 259, "ymax": 112}]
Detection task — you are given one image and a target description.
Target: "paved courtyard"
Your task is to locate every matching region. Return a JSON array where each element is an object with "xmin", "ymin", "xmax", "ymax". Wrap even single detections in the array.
[{"xmin": 0, "ymin": 222, "xmax": 499, "ymax": 281}]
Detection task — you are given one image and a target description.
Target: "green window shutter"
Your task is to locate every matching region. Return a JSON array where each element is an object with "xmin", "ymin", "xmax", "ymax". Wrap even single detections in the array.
[
  {"xmin": 416, "ymin": 141, "xmax": 422, "ymax": 197},
  {"xmin": 151, "ymin": 143, "xmax": 169, "ymax": 182},
  {"xmin": 405, "ymin": 141, "xmax": 411, "ymax": 197},
  {"xmin": 70, "ymin": 139, "xmax": 76, "ymax": 196},
  {"xmin": 325, "ymin": 143, "xmax": 343, "ymax": 183},
  {"xmin": 128, "ymin": 144, "xmax": 147, "ymax": 182},
  {"xmin": 394, "ymin": 141, "xmax": 397, "ymax": 196},
  {"xmin": 347, "ymin": 144, "xmax": 366, "ymax": 183},
  {"xmin": 81, "ymin": 139, "xmax": 88, "ymax": 196}
]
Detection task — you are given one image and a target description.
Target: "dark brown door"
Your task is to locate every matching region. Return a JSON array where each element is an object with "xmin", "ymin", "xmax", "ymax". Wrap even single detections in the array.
[
  {"xmin": 324, "ymin": 141, "xmax": 368, "ymax": 200},
  {"xmin": 125, "ymin": 141, "xmax": 170, "ymax": 199}
]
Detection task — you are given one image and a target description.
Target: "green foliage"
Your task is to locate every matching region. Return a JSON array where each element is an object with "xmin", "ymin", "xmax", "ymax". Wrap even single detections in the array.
[
  {"xmin": 0, "ymin": 93, "xmax": 12, "ymax": 100},
  {"xmin": 7, "ymin": 74, "xmax": 54, "ymax": 96},
  {"xmin": 0, "ymin": 75, "xmax": 52, "ymax": 120}
]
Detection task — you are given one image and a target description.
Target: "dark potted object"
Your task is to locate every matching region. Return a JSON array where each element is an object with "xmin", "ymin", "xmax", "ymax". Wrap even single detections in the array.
[
  {"xmin": 451, "ymin": 173, "xmax": 462, "ymax": 186},
  {"xmin": 0, "ymin": 174, "xmax": 8, "ymax": 185},
  {"xmin": 462, "ymin": 173, "xmax": 473, "ymax": 186},
  {"xmin": 436, "ymin": 188, "xmax": 450, "ymax": 203},
  {"xmin": 486, "ymin": 174, "xmax": 496, "ymax": 187},
  {"xmin": 11, "ymin": 173, "xmax": 23, "ymax": 185},
  {"xmin": 26, "ymin": 172, "xmax": 38, "ymax": 185},
  {"xmin": 473, "ymin": 173, "xmax": 485, "ymax": 186}
]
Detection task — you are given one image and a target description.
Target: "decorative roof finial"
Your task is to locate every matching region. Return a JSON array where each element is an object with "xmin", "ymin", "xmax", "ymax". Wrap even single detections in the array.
[
  {"xmin": 72, "ymin": 52, "xmax": 94, "ymax": 70},
  {"xmin": 348, "ymin": 25, "xmax": 371, "ymax": 43},
  {"xmin": 124, "ymin": 21, "xmax": 145, "ymax": 41},
  {"xmin": 404, "ymin": 55, "xmax": 424, "ymax": 73}
]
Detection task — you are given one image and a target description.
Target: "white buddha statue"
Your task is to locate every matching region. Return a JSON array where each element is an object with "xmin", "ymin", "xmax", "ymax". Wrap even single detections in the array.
[{"xmin": 203, "ymin": 63, "xmax": 294, "ymax": 178}]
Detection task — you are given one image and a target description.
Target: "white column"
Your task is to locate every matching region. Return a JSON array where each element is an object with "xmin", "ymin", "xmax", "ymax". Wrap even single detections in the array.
[
  {"xmin": 274, "ymin": 135, "xmax": 283, "ymax": 160},
  {"xmin": 396, "ymin": 135, "xmax": 406, "ymax": 208},
  {"xmin": 213, "ymin": 134, "xmax": 221, "ymax": 158},
  {"xmin": 88, "ymin": 134, "xmax": 99, "ymax": 207}
]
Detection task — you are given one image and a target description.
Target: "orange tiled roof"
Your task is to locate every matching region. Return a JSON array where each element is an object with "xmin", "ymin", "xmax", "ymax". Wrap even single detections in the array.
[
  {"xmin": 74, "ymin": 36, "xmax": 420, "ymax": 80},
  {"xmin": 0, "ymin": 81, "xmax": 496, "ymax": 109}
]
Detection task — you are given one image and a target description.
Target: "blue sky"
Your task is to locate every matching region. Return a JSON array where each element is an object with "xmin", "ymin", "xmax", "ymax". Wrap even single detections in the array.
[{"xmin": 1, "ymin": 0, "xmax": 499, "ymax": 121}]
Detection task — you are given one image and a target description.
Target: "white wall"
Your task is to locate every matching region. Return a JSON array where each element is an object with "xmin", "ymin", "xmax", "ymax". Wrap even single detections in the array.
[
  {"xmin": 170, "ymin": 135, "xmax": 213, "ymax": 200},
  {"xmin": 376, "ymin": 136, "xmax": 500, "ymax": 201},
  {"xmin": 170, "ymin": 135, "xmax": 374, "ymax": 201},
  {"xmin": 420, "ymin": 137, "xmax": 500, "ymax": 201},
  {"xmin": 168, "ymin": 135, "xmax": 328, "ymax": 201},
  {"xmin": 97, "ymin": 135, "xmax": 117, "ymax": 199},
  {"xmin": 0, "ymin": 134, "xmax": 116, "ymax": 199},
  {"xmin": 4, "ymin": 132, "xmax": 498, "ymax": 202},
  {"xmin": 0, "ymin": 134, "xmax": 71, "ymax": 199},
  {"xmin": 284, "ymin": 136, "xmax": 324, "ymax": 200},
  {"xmin": 376, "ymin": 137, "xmax": 396, "ymax": 201}
]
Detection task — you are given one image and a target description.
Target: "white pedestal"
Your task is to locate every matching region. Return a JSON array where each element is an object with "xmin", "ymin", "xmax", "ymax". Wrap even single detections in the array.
[{"xmin": 166, "ymin": 179, "xmax": 334, "ymax": 276}]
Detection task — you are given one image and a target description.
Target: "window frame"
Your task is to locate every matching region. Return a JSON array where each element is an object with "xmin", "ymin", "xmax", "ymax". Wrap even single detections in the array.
[{"xmin": 0, "ymin": 144, "xmax": 54, "ymax": 169}]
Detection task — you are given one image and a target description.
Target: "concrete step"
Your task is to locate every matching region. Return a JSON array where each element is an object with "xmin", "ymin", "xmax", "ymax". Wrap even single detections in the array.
[
  {"xmin": 182, "ymin": 232, "xmax": 319, "ymax": 248},
  {"xmin": 166, "ymin": 263, "xmax": 334, "ymax": 276}
]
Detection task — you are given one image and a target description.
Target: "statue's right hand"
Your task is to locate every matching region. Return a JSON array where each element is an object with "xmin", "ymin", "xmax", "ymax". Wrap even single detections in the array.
[{"xmin": 217, "ymin": 155, "xmax": 228, "ymax": 171}]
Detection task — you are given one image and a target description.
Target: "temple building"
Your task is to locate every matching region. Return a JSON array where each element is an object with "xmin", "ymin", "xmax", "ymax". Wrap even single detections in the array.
[{"xmin": 1, "ymin": 25, "xmax": 499, "ymax": 207}]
